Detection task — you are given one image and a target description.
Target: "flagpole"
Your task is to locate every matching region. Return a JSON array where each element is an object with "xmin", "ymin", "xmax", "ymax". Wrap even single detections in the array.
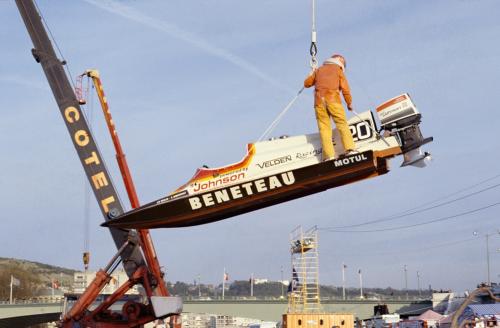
[
  {"xmin": 250, "ymin": 273, "xmax": 254, "ymax": 297},
  {"xmin": 359, "ymin": 269, "xmax": 363, "ymax": 299},
  {"xmin": 342, "ymin": 263, "xmax": 346, "ymax": 300},
  {"xmin": 198, "ymin": 274, "xmax": 201, "ymax": 298},
  {"xmin": 280, "ymin": 266, "xmax": 284, "ymax": 299},
  {"xmin": 222, "ymin": 267, "xmax": 225, "ymax": 300},
  {"xmin": 9, "ymin": 275, "xmax": 13, "ymax": 305},
  {"xmin": 404, "ymin": 264, "xmax": 408, "ymax": 300}
]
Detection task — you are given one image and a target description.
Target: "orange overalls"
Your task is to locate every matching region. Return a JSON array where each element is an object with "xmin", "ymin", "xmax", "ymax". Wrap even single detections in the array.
[{"xmin": 304, "ymin": 63, "xmax": 355, "ymax": 160}]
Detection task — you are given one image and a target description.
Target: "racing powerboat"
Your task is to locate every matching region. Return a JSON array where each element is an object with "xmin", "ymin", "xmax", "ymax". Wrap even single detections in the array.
[{"xmin": 103, "ymin": 93, "xmax": 432, "ymax": 229}]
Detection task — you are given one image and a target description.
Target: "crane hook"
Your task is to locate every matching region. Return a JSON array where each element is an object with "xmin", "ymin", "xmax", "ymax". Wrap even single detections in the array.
[{"xmin": 309, "ymin": 0, "xmax": 318, "ymax": 69}]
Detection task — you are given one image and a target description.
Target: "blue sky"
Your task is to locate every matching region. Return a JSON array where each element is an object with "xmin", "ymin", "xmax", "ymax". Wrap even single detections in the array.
[{"xmin": 1, "ymin": 0, "xmax": 500, "ymax": 292}]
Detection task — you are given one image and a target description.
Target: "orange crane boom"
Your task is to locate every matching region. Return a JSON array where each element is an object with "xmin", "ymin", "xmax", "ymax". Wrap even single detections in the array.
[{"xmin": 84, "ymin": 69, "xmax": 168, "ymax": 297}]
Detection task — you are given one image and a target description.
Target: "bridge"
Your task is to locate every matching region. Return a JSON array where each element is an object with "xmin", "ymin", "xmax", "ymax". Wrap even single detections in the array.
[
  {"xmin": 0, "ymin": 302, "xmax": 61, "ymax": 328},
  {"xmin": 0, "ymin": 299, "xmax": 431, "ymax": 327},
  {"xmin": 183, "ymin": 299, "xmax": 432, "ymax": 321}
]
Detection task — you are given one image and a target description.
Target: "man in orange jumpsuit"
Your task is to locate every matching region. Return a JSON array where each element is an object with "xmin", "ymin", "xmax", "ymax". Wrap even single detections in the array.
[{"xmin": 304, "ymin": 54, "xmax": 356, "ymax": 161}]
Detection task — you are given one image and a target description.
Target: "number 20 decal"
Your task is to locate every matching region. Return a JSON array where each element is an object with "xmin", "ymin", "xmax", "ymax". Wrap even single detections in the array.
[{"xmin": 349, "ymin": 120, "xmax": 373, "ymax": 142}]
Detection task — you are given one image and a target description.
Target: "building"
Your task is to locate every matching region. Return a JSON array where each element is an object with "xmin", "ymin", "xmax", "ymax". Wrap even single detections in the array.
[
  {"xmin": 180, "ymin": 313, "xmax": 277, "ymax": 328},
  {"xmin": 72, "ymin": 270, "xmax": 139, "ymax": 294},
  {"xmin": 459, "ymin": 304, "xmax": 500, "ymax": 328},
  {"xmin": 182, "ymin": 313, "xmax": 213, "ymax": 328},
  {"xmin": 409, "ymin": 309, "xmax": 443, "ymax": 328}
]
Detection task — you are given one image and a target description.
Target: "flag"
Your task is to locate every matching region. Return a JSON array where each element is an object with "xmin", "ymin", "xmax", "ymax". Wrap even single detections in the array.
[
  {"xmin": 52, "ymin": 280, "xmax": 59, "ymax": 289},
  {"xmin": 11, "ymin": 275, "xmax": 20, "ymax": 287},
  {"xmin": 224, "ymin": 273, "xmax": 229, "ymax": 281},
  {"xmin": 292, "ymin": 267, "xmax": 299, "ymax": 283},
  {"xmin": 287, "ymin": 267, "xmax": 299, "ymax": 292},
  {"xmin": 343, "ymin": 264, "xmax": 347, "ymax": 269},
  {"xmin": 358, "ymin": 269, "xmax": 362, "ymax": 274}
]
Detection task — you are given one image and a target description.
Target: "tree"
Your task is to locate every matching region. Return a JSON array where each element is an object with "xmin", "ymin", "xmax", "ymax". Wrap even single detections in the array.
[{"xmin": 0, "ymin": 262, "xmax": 42, "ymax": 300}]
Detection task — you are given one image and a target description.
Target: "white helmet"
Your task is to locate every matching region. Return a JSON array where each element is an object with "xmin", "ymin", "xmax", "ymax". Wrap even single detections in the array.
[{"xmin": 331, "ymin": 54, "xmax": 346, "ymax": 71}]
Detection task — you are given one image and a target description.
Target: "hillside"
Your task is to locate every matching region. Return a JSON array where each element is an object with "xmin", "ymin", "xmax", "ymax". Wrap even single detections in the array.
[
  {"xmin": 0, "ymin": 257, "xmax": 76, "ymax": 300},
  {"xmin": 192, "ymin": 280, "xmax": 431, "ymax": 300},
  {"xmin": 0, "ymin": 258, "xmax": 432, "ymax": 301}
]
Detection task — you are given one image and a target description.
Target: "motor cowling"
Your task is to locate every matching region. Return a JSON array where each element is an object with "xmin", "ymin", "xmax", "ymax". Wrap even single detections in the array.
[{"xmin": 376, "ymin": 93, "xmax": 433, "ymax": 167}]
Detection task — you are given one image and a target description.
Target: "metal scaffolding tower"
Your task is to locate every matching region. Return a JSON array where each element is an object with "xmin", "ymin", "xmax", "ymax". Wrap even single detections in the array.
[{"xmin": 288, "ymin": 226, "xmax": 321, "ymax": 313}]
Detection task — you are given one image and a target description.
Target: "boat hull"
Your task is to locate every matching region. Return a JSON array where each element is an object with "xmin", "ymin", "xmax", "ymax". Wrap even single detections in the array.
[{"xmin": 103, "ymin": 151, "xmax": 388, "ymax": 229}]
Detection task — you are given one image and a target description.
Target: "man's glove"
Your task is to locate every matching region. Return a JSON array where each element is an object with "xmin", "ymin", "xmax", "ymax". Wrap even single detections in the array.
[{"xmin": 347, "ymin": 105, "xmax": 353, "ymax": 111}]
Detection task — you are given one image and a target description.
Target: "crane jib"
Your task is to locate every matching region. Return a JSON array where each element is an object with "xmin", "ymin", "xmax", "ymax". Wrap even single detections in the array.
[
  {"xmin": 15, "ymin": 0, "xmax": 146, "ymax": 276},
  {"xmin": 63, "ymin": 106, "xmax": 120, "ymax": 215}
]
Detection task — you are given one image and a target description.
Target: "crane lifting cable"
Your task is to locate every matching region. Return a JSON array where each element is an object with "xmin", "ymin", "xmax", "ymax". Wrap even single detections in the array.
[
  {"xmin": 81, "ymin": 83, "xmax": 94, "ymax": 272},
  {"xmin": 83, "ymin": 178, "xmax": 90, "ymax": 271},
  {"xmin": 256, "ymin": 0, "xmax": 319, "ymax": 142}
]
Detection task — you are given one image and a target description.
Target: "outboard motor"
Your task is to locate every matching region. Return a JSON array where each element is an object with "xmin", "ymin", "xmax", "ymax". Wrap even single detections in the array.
[{"xmin": 376, "ymin": 93, "xmax": 433, "ymax": 167}]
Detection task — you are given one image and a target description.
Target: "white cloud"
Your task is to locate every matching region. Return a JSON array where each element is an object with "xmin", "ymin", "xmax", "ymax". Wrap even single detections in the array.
[
  {"xmin": 83, "ymin": 0, "xmax": 294, "ymax": 94},
  {"xmin": 0, "ymin": 75, "xmax": 49, "ymax": 91}
]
